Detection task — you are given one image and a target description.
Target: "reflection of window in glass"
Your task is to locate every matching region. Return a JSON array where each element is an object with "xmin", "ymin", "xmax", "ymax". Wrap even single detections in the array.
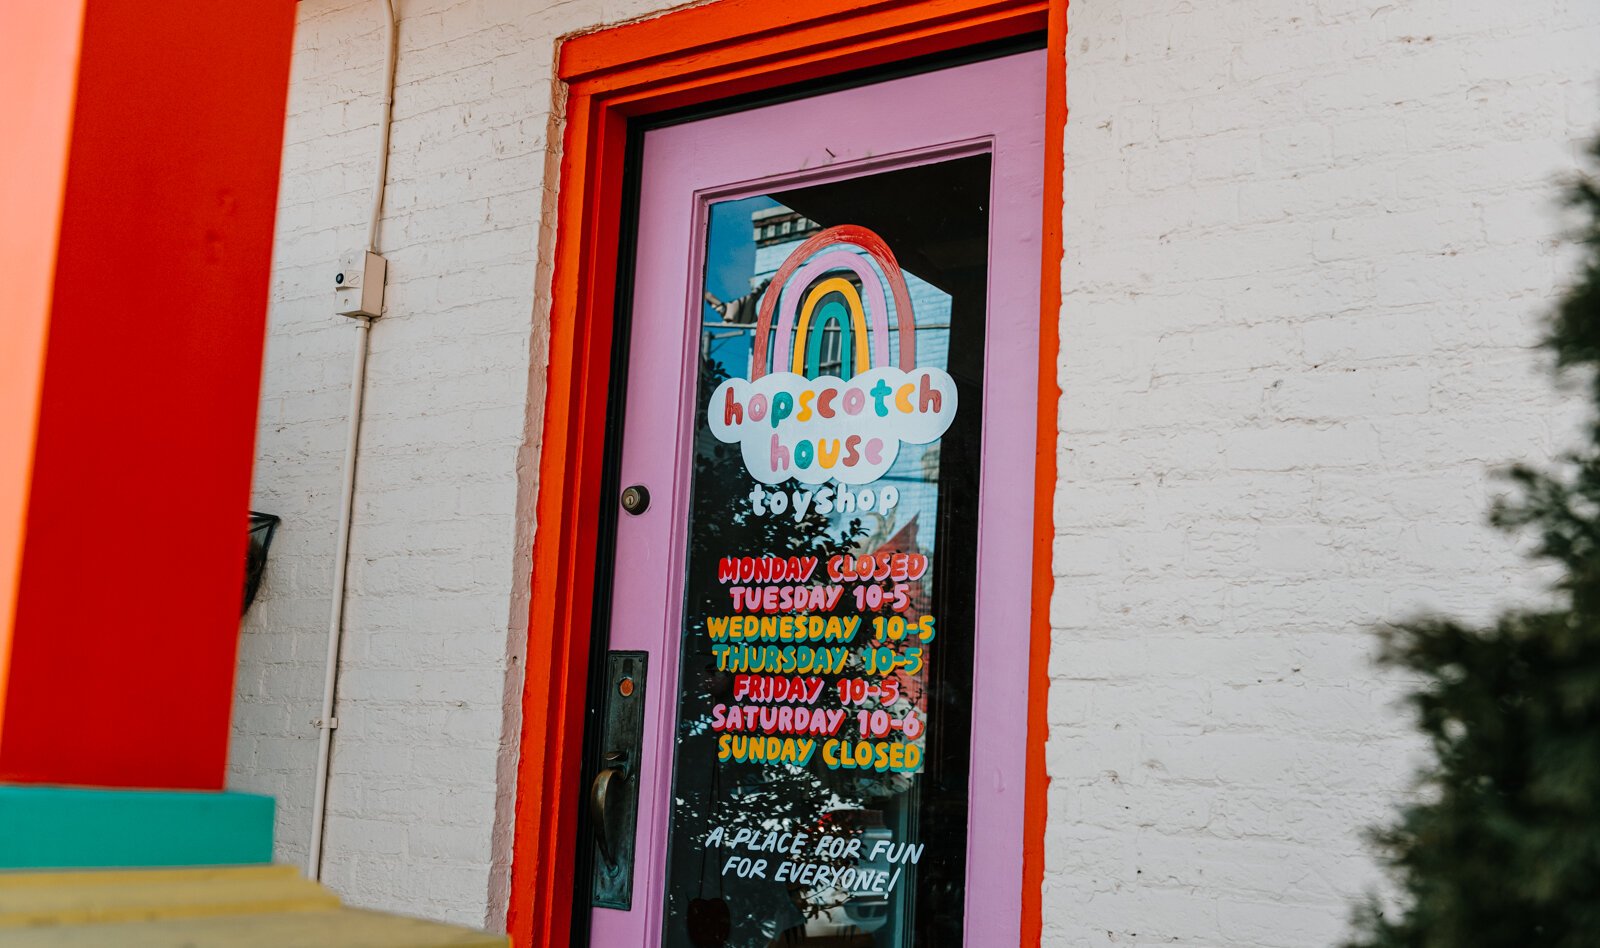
[{"xmin": 816, "ymin": 324, "xmax": 843, "ymax": 377}]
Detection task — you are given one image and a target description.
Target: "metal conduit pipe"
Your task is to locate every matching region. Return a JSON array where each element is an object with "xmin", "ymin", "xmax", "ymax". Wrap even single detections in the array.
[{"xmin": 307, "ymin": 0, "xmax": 398, "ymax": 883}]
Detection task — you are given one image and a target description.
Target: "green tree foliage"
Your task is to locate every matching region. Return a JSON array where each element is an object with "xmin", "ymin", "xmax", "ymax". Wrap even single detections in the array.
[{"xmin": 1346, "ymin": 140, "xmax": 1600, "ymax": 948}]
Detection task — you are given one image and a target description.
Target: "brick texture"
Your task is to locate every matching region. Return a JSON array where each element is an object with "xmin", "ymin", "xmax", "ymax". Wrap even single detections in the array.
[
  {"xmin": 232, "ymin": 0, "xmax": 1600, "ymax": 940},
  {"xmin": 1046, "ymin": 1, "xmax": 1597, "ymax": 945}
]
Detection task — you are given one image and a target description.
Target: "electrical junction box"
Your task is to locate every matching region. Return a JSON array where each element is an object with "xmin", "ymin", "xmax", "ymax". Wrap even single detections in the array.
[{"xmin": 334, "ymin": 251, "xmax": 387, "ymax": 318}]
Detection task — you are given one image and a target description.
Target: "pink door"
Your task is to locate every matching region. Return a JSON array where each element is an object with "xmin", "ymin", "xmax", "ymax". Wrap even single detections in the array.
[{"xmin": 586, "ymin": 49, "xmax": 1046, "ymax": 947}]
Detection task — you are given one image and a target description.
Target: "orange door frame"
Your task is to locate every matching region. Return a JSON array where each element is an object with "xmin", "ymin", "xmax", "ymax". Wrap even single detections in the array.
[{"xmin": 506, "ymin": 2, "xmax": 1066, "ymax": 945}]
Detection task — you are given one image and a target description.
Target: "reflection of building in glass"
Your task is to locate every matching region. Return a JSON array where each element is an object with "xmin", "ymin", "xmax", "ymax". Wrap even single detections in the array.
[{"xmin": 752, "ymin": 205, "xmax": 821, "ymax": 247}]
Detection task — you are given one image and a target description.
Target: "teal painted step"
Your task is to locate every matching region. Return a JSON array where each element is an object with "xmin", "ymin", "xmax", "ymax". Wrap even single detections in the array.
[{"xmin": 0, "ymin": 785, "xmax": 274, "ymax": 869}]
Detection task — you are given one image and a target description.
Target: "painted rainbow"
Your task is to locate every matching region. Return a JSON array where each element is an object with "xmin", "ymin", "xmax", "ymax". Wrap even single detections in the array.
[{"xmin": 751, "ymin": 224, "xmax": 919, "ymax": 380}]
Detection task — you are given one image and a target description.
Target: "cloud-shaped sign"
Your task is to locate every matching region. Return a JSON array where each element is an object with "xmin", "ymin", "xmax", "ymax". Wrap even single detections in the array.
[{"xmin": 709, "ymin": 367, "xmax": 958, "ymax": 486}]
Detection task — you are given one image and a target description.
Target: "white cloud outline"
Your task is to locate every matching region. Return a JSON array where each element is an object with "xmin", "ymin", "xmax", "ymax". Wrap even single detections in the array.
[{"xmin": 708, "ymin": 366, "xmax": 958, "ymax": 486}]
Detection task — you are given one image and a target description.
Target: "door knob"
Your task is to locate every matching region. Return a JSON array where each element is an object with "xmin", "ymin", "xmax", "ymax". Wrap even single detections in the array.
[{"xmin": 620, "ymin": 485, "xmax": 650, "ymax": 515}]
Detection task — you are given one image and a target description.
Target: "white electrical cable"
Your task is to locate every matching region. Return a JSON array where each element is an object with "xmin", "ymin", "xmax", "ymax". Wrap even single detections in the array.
[
  {"xmin": 307, "ymin": 315, "xmax": 370, "ymax": 882},
  {"xmin": 308, "ymin": 0, "xmax": 398, "ymax": 883},
  {"xmin": 367, "ymin": 0, "xmax": 399, "ymax": 255}
]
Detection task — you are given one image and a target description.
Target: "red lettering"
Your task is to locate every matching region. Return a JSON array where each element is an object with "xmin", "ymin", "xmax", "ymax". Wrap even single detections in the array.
[{"xmin": 906, "ymin": 554, "xmax": 927, "ymax": 579}]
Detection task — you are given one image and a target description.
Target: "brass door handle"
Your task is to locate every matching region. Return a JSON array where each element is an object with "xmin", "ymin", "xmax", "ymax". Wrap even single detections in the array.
[{"xmin": 590, "ymin": 764, "xmax": 628, "ymax": 863}]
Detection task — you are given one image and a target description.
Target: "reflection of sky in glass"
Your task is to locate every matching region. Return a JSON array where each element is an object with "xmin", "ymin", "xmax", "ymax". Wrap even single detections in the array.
[{"xmin": 702, "ymin": 196, "xmax": 778, "ymax": 376}]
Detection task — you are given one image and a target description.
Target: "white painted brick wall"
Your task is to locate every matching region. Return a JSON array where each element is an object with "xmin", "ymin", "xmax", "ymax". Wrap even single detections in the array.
[
  {"xmin": 232, "ymin": 0, "xmax": 701, "ymax": 929},
  {"xmin": 1047, "ymin": 1, "xmax": 1598, "ymax": 946},
  {"xmin": 232, "ymin": 0, "xmax": 1600, "ymax": 940}
]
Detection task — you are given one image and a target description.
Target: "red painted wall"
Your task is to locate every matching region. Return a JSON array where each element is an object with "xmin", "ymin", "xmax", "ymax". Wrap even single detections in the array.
[{"xmin": 0, "ymin": 0, "xmax": 297, "ymax": 789}]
